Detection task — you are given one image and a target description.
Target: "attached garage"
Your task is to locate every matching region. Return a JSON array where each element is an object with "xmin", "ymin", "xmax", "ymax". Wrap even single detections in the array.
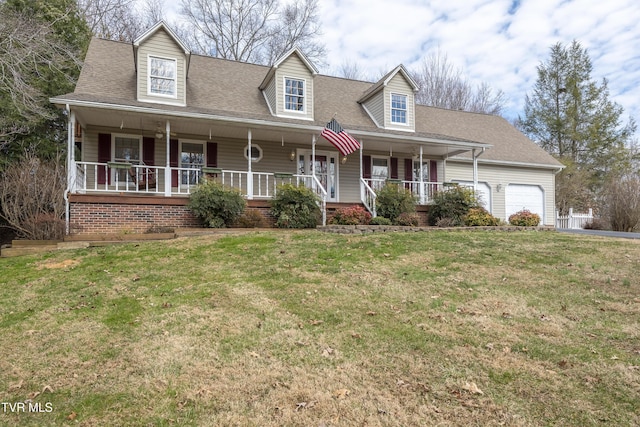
[{"xmin": 505, "ymin": 184, "xmax": 544, "ymax": 222}]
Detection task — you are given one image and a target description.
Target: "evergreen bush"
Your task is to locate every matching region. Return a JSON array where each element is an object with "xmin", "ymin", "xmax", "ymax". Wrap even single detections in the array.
[
  {"xmin": 369, "ymin": 216, "xmax": 392, "ymax": 225},
  {"xmin": 428, "ymin": 185, "xmax": 479, "ymax": 226},
  {"xmin": 188, "ymin": 180, "xmax": 246, "ymax": 228},
  {"xmin": 464, "ymin": 207, "xmax": 500, "ymax": 226},
  {"xmin": 270, "ymin": 184, "xmax": 321, "ymax": 228},
  {"xmin": 375, "ymin": 182, "xmax": 416, "ymax": 223}
]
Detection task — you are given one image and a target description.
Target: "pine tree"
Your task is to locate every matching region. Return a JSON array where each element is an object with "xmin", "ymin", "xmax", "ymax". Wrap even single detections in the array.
[{"xmin": 519, "ymin": 40, "xmax": 636, "ymax": 212}]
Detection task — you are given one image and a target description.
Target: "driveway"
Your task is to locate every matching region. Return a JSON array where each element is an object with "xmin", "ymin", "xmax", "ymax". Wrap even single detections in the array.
[{"xmin": 557, "ymin": 228, "xmax": 640, "ymax": 240}]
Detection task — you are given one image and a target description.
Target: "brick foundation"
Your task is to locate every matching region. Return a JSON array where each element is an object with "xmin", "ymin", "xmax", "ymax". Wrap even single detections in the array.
[
  {"xmin": 69, "ymin": 195, "xmax": 202, "ymax": 234},
  {"xmin": 68, "ymin": 194, "xmax": 280, "ymax": 234}
]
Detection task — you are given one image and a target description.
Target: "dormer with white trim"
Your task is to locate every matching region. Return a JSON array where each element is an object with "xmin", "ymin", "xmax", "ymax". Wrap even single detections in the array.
[
  {"xmin": 259, "ymin": 47, "xmax": 318, "ymax": 121},
  {"xmin": 358, "ymin": 65, "xmax": 418, "ymax": 132},
  {"xmin": 134, "ymin": 21, "xmax": 190, "ymax": 107}
]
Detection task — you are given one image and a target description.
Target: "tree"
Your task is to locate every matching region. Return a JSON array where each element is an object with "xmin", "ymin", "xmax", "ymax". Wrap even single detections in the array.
[
  {"xmin": 411, "ymin": 49, "xmax": 505, "ymax": 115},
  {"xmin": 519, "ymin": 41, "xmax": 637, "ymax": 213},
  {"xmin": 178, "ymin": 0, "xmax": 326, "ymax": 66},
  {"xmin": 77, "ymin": 0, "xmax": 165, "ymax": 41},
  {"xmin": 519, "ymin": 41, "xmax": 636, "ymax": 177},
  {"xmin": 0, "ymin": 0, "xmax": 88, "ymax": 165}
]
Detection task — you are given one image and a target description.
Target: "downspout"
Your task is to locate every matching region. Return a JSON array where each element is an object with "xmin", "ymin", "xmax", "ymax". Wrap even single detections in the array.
[{"xmin": 472, "ymin": 147, "xmax": 486, "ymax": 192}]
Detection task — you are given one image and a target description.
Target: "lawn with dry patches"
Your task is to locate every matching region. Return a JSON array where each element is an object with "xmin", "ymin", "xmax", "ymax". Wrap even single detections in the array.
[{"xmin": 0, "ymin": 230, "xmax": 638, "ymax": 426}]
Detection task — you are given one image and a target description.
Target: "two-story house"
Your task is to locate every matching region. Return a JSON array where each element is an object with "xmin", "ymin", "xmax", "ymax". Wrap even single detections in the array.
[{"xmin": 51, "ymin": 21, "xmax": 563, "ymax": 234}]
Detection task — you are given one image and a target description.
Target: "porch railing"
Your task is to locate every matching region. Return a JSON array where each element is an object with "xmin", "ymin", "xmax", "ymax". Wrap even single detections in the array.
[
  {"xmin": 366, "ymin": 178, "xmax": 443, "ymax": 205},
  {"xmin": 72, "ymin": 162, "xmax": 328, "ymax": 225},
  {"xmin": 360, "ymin": 178, "xmax": 377, "ymax": 217},
  {"xmin": 75, "ymin": 162, "xmax": 165, "ymax": 194}
]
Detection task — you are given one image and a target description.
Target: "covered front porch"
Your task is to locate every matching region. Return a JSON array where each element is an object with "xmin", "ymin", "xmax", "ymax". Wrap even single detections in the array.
[{"xmin": 65, "ymin": 105, "xmax": 488, "ymax": 230}]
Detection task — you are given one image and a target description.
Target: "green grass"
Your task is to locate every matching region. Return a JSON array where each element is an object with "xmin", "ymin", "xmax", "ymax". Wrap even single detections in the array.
[{"xmin": 0, "ymin": 230, "xmax": 638, "ymax": 426}]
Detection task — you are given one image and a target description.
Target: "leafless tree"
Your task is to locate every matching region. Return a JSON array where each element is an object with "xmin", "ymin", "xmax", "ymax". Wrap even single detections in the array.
[
  {"xmin": 0, "ymin": 153, "xmax": 67, "ymax": 239},
  {"xmin": 411, "ymin": 50, "xmax": 505, "ymax": 115},
  {"xmin": 82, "ymin": 0, "xmax": 139, "ymax": 40},
  {"xmin": 0, "ymin": 8, "xmax": 82, "ymax": 142},
  {"xmin": 179, "ymin": 0, "xmax": 325, "ymax": 66},
  {"xmin": 336, "ymin": 60, "xmax": 366, "ymax": 81},
  {"xmin": 78, "ymin": 0, "xmax": 163, "ymax": 41}
]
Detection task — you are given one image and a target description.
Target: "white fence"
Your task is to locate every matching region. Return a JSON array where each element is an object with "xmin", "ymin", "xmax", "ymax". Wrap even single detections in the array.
[{"xmin": 556, "ymin": 208, "xmax": 594, "ymax": 229}]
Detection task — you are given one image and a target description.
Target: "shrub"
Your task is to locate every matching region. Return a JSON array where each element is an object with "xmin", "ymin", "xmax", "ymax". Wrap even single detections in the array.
[
  {"xmin": 602, "ymin": 175, "xmax": 640, "ymax": 232},
  {"xmin": 0, "ymin": 153, "xmax": 66, "ymax": 240},
  {"xmin": 508, "ymin": 209, "xmax": 541, "ymax": 226},
  {"xmin": 428, "ymin": 185, "xmax": 479, "ymax": 226},
  {"xmin": 330, "ymin": 205, "xmax": 371, "ymax": 225},
  {"xmin": 375, "ymin": 182, "xmax": 416, "ymax": 223},
  {"xmin": 271, "ymin": 184, "xmax": 321, "ymax": 229},
  {"xmin": 395, "ymin": 212, "xmax": 420, "ymax": 226},
  {"xmin": 583, "ymin": 218, "xmax": 607, "ymax": 230},
  {"xmin": 435, "ymin": 217, "xmax": 458, "ymax": 228},
  {"xmin": 369, "ymin": 216, "xmax": 392, "ymax": 225},
  {"xmin": 234, "ymin": 209, "xmax": 267, "ymax": 228},
  {"xmin": 464, "ymin": 207, "xmax": 500, "ymax": 226},
  {"xmin": 188, "ymin": 180, "xmax": 246, "ymax": 228}
]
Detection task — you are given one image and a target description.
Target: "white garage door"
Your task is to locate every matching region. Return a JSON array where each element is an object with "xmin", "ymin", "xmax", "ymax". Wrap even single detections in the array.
[
  {"xmin": 453, "ymin": 181, "xmax": 492, "ymax": 212},
  {"xmin": 505, "ymin": 184, "xmax": 544, "ymax": 222}
]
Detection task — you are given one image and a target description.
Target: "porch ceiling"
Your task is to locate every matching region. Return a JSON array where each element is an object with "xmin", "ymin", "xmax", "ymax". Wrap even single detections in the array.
[{"xmin": 72, "ymin": 105, "xmax": 484, "ymax": 158}]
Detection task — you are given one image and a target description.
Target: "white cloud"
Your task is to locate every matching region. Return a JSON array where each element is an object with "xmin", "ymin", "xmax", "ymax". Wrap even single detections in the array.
[{"xmin": 159, "ymin": 0, "xmax": 640, "ymax": 124}]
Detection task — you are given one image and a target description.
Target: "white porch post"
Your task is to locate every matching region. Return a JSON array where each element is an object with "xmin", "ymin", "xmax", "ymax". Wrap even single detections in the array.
[
  {"xmin": 311, "ymin": 134, "xmax": 316, "ymax": 177},
  {"xmin": 359, "ymin": 139, "xmax": 363, "ymax": 200},
  {"xmin": 68, "ymin": 110, "xmax": 76, "ymax": 191},
  {"xmin": 164, "ymin": 120, "xmax": 171, "ymax": 196},
  {"xmin": 247, "ymin": 129, "xmax": 253, "ymax": 200},
  {"xmin": 419, "ymin": 145, "xmax": 425, "ymax": 204}
]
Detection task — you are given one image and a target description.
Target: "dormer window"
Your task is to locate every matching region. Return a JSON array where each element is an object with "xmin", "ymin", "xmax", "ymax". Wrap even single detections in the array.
[
  {"xmin": 391, "ymin": 93, "xmax": 407, "ymax": 124},
  {"xmin": 284, "ymin": 78, "xmax": 305, "ymax": 112},
  {"xmin": 149, "ymin": 56, "xmax": 177, "ymax": 97}
]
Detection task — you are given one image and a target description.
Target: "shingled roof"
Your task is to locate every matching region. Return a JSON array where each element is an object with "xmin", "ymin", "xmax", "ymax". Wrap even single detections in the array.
[{"xmin": 60, "ymin": 37, "xmax": 562, "ymax": 169}]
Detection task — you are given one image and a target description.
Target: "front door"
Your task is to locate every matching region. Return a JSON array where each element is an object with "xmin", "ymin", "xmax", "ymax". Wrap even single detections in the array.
[{"xmin": 298, "ymin": 150, "xmax": 338, "ymax": 202}]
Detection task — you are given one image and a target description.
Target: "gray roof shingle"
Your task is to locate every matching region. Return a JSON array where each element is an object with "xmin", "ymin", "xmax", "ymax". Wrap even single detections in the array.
[{"xmin": 66, "ymin": 37, "xmax": 561, "ymax": 168}]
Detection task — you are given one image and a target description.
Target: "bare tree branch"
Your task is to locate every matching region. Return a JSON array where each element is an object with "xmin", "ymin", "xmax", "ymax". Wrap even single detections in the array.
[{"xmin": 179, "ymin": 0, "xmax": 325, "ymax": 66}]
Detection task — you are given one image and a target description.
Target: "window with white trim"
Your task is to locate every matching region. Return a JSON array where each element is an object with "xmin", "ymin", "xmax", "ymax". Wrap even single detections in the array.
[
  {"xmin": 244, "ymin": 144, "xmax": 263, "ymax": 162},
  {"xmin": 113, "ymin": 135, "xmax": 141, "ymax": 181},
  {"xmin": 391, "ymin": 93, "xmax": 407, "ymax": 124},
  {"xmin": 149, "ymin": 56, "xmax": 177, "ymax": 97},
  {"xmin": 284, "ymin": 78, "xmax": 305, "ymax": 112},
  {"xmin": 180, "ymin": 142, "xmax": 204, "ymax": 186}
]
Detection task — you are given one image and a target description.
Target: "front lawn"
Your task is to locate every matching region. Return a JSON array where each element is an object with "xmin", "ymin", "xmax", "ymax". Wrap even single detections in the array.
[{"xmin": 0, "ymin": 230, "xmax": 638, "ymax": 426}]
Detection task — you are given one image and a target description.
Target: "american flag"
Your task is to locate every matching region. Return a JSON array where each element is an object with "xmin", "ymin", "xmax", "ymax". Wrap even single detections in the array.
[{"xmin": 320, "ymin": 118, "xmax": 360, "ymax": 156}]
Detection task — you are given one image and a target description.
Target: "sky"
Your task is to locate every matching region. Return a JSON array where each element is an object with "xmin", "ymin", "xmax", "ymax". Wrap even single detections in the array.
[{"xmin": 160, "ymin": 0, "xmax": 640, "ymax": 125}]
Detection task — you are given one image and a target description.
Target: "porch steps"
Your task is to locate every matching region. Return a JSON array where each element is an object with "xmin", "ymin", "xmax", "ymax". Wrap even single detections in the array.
[{"xmin": 0, "ymin": 233, "xmax": 176, "ymax": 258}]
